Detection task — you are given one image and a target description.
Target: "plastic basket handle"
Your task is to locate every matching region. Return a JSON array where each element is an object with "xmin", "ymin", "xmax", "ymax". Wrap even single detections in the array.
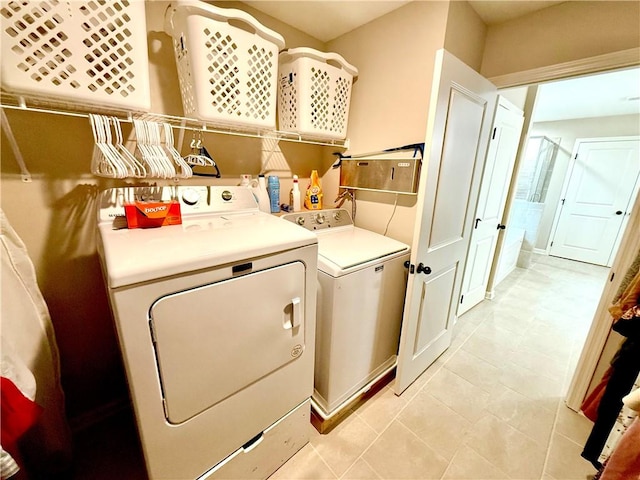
[
  {"xmin": 280, "ymin": 47, "xmax": 358, "ymax": 77},
  {"xmin": 165, "ymin": 0, "xmax": 285, "ymax": 49}
]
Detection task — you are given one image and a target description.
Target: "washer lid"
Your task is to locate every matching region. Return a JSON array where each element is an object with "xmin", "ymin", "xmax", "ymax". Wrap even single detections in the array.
[
  {"xmin": 98, "ymin": 213, "xmax": 317, "ymax": 288},
  {"xmin": 318, "ymin": 227, "xmax": 409, "ymax": 273}
]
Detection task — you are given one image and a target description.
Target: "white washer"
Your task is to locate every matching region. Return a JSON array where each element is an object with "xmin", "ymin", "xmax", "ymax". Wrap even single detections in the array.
[
  {"xmin": 96, "ymin": 186, "xmax": 317, "ymax": 480},
  {"xmin": 282, "ymin": 209, "xmax": 410, "ymax": 419}
]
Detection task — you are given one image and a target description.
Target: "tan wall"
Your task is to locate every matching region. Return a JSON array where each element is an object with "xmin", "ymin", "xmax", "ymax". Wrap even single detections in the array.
[
  {"xmin": 0, "ymin": 0, "xmax": 327, "ymax": 423},
  {"xmin": 444, "ymin": 0, "xmax": 486, "ymax": 72},
  {"xmin": 326, "ymin": 1, "xmax": 487, "ymax": 245},
  {"xmin": 481, "ymin": 1, "xmax": 640, "ymax": 79},
  {"xmin": 325, "ymin": 1, "xmax": 449, "ymax": 244}
]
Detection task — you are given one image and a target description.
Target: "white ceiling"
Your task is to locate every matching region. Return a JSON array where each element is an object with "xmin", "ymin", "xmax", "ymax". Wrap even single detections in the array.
[
  {"xmin": 533, "ymin": 68, "xmax": 640, "ymax": 122},
  {"xmin": 242, "ymin": 1, "xmax": 640, "ymax": 122}
]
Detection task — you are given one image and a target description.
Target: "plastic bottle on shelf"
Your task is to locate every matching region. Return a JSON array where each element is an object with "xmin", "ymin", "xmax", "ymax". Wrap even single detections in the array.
[
  {"xmin": 304, "ymin": 170, "xmax": 323, "ymax": 210},
  {"xmin": 290, "ymin": 175, "xmax": 302, "ymax": 212},
  {"xmin": 267, "ymin": 175, "xmax": 280, "ymax": 213},
  {"xmin": 253, "ymin": 174, "xmax": 271, "ymax": 213}
]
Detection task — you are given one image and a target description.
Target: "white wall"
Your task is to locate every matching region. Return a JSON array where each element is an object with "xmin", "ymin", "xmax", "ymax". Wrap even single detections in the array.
[{"xmin": 529, "ymin": 114, "xmax": 640, "ymax": 250}]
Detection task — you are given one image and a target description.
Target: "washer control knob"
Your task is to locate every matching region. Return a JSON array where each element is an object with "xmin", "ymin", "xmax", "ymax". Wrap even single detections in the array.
[
  {"xmin": 181, "ymin": 188, "xmax": 200, "ymax": 206},
  {"xmin": 315, "ymin": 213, "xmax": 325, "ymax": 224},
  {"xmin": 333, "ymin": 211, "xmax": 341, "ymax": 221},
  {"xmin": 296, "ymin": 216, "xmax": 305, "ymax": 226}
]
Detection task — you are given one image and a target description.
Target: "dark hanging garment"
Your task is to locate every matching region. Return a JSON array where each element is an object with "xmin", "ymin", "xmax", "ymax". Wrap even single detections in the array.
[{"xmin": 582, "ymin": 308, "xmax": 640, "ymax": 470}]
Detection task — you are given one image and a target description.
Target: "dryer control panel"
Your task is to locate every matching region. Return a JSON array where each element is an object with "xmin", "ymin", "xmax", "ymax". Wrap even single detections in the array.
[{"xmin": 282, "ymin": 208, "xmax": 353, "ymax": 231}]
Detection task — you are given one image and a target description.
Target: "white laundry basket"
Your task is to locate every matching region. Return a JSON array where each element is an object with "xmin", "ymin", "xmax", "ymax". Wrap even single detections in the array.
[
  {"xmin": 278, "ymin": 48, "xmax": 358, "ymax": 140},
  {"xmin": 164, "ymin": 1, "xmax": 285, "ymax": 129},
  {"xmin": 0, "ymin": 0, "xmax": 151, "ymax": 111}
]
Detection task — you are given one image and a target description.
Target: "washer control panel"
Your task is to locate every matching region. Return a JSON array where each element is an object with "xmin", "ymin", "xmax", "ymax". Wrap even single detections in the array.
[
  {"xmin": 97, "ymin": 186, "xmax": 260, "ymax": 224},
  {"xmin": 282, "ymin": 209, "xmax": 353, "ymax": 231}
]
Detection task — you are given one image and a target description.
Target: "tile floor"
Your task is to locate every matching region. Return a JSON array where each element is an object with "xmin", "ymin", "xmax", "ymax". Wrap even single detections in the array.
[
  {"xmin": 71, "ymin": 254, "xmax": 609, "ymax": 480},
  {"xmin": 270, "ymin": 254, "xmax": 608, "ymax": 480}
]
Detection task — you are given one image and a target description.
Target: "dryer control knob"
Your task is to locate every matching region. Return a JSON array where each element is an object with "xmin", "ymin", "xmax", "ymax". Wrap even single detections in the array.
[
  {"xmin": 315, "ymin": 213, "xmax": 325, "ymax": 224},
  {"xmin": 296, "ymin": 216, "xmax": 305, "ymax": 226},
  {"xmin": 181, "ymin": 188, "xmax": 200, "ymax": 206},
  {"xmin": 333, "ymin": 211, "xmax": 341, "ymax": 221}
]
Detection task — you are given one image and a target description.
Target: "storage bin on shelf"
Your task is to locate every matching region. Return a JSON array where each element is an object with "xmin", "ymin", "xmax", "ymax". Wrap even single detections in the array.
[
  {"xmin": 164, "ymin": 0, "xmax": 285, "ymax": 130},
  {"xmin": 278, "ymin": 48, "xmax": 358, "ymax": 140},
  {"xmin": 0, "ymin": 0, "xmax": 151, "ymax": 111}
]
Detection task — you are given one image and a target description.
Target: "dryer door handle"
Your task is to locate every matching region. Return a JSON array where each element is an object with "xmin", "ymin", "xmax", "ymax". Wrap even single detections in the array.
[{"xmin": 284, "ymin": 297, "xmax": 302, "ymax": 330}]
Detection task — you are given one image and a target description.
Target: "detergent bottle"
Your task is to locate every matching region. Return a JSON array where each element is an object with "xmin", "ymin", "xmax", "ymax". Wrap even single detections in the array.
[
  {"xmin": 253, "ymin": 174, "xmax": 271, "ymax": 213},
  {"xmin": 304, "ymin": 170, "xmax": 323, "ymax": 210}
]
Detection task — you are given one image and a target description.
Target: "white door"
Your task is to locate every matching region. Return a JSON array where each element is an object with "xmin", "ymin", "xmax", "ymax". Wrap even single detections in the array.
[
  {"xmin": 458, "ymin": 97, "xmax": 524, "ymax": 316},
  {"xmin": 394, "ymin": 50, "xmax": 497, "ymax": 394},
  {"xmin": 549, "ymin": 138, "xmax": 640, "ymax": 266}
]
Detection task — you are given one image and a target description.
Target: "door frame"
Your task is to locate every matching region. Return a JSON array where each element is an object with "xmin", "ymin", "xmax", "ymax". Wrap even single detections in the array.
[
  {"xmin": 546, "ymin": 136, "xmax": 640, "ymax": 266},
  {"xmin": 488, "ymin": 47, "xmax": 640, "ymax": 411}
]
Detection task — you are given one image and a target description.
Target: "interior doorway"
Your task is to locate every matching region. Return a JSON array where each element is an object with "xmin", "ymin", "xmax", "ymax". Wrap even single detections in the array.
[{"xmin": 485, "ymin": 60, "xmax": 640, "ymax": 410}]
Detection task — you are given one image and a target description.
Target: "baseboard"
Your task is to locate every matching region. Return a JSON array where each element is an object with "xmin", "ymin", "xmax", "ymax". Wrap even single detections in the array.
[{"xmin": 533, "ymin": 248, "xmax": 548, "ymax": 255}]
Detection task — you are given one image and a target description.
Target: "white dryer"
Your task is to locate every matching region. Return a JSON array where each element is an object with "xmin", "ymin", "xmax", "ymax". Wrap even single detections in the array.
[
  {"xmin": 97, "ymin": 186, "xmax": 317, "ymax": 480},
  {"xmin": 282, "ymin": 209, "xmax": 410, "ymax": 419}
]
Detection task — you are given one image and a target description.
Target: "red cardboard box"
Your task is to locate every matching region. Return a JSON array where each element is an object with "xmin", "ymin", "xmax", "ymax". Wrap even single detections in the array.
[{"xmin": 124, "ymin": 201, "xmax": 182, "ymax": 229}]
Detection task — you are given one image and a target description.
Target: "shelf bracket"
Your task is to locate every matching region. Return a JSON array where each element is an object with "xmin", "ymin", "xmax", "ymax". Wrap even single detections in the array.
[{"xmin": 1, "ymin": 108, "xmax": 32, "ymax": 182}]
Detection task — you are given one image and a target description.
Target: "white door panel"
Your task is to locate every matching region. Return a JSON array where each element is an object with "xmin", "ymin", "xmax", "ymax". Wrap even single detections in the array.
[
  {"xmin": 550, "ymin": 138, "xmax": 640, "ymax": 266},
  {"xmin": 395, "ymin": 50, "xmax": 497, "ymax": 394},
  {"xmin": 459, "ymin": 97, "xmax": 524, "ymax": 315}
]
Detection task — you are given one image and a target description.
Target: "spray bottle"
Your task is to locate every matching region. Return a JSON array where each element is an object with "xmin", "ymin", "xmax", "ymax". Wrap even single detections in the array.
[{"xmin": 290, "ymin": 175, "xmax": 302, "ymax": 212}]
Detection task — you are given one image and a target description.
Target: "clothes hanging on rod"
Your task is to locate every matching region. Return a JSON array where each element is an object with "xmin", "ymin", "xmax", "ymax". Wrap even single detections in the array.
[
  {"xmin": 596, "ymin": 387, "xmax": 640, "ymax": 480},
  {"xmin": 581, "ymin": 261, "xmax": 640, "ymax": 470}
]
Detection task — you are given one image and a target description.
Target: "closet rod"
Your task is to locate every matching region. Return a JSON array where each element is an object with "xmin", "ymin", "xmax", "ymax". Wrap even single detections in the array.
[{"xmin": 0, "ymin": 102, "xmax": 349, "ymax": 148}]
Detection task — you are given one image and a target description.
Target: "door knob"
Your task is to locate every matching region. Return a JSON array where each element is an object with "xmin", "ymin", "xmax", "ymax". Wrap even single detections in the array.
[
  {"xmin": 497, "ymin": 224, "xmax": 506, "ymax": 230},
  {"xmin": 615, "ymin": 210, "xmax": 623, "ymax": 215},
  {"xmin": 416, "ymin": 263, "xmax": 432, "ymax": 275}
]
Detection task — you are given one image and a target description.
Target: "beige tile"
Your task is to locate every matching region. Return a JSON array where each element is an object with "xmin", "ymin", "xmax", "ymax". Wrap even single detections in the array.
[
  {"xmin": 473, "ymin": 316, "xmax": 526, "ymax": 344},
  {"xmin": 442, "ymin": 444, "xmax": 509, "ymax": 479},
  {"xmin": 498, "ymin": 361, "xmax": 564, "ymax": 403},
  {"xmin": 486, "ymin": 385, "xmax": 556, "ymax": 445},
  {"xmin": 554, "ymin": 405, "xmax": 594, "ymax": 447},
  {"xmin": 508, "ymin": 342, "xmax": 568, "ymax": 382},
  {"xmin": 461, "ymin": 334, "xmax": 515, "ymax": 369},
  {"xmin": 362, "ymin": 421, "xmax": 448, "ymax": 479},
  {"xmin": 392, "ymin": 362, "xmax": 439, "ymax": 402},
  {"xmin": 354, "ymin": 386, "xmax": 407, "ymax": 434},
  {"xmin": 311, "ymin": 414, "xmax": 378, "ymax": 477},
  {"xmin": 545, "ymin": 432, "xmax": 598, "ymax": 480},
  {"xmin": 269, "ymin": 443, "xmax": 337, "ymax": 480},
  {"xmin": 340, "ymin": 459, "xmax": 381, "ymax": 480},
  {"xmin": 444, "ymin": 348, "xmax": 502, "ymax": 394},
  {"xmin": 464, "ymin": 413, "xmax": 547, "ymax": 479},
  {"xmin": 397, "ymin": 391, "xmax": 472, "ymax": 460},
  {"xmin": 423, "ymin": 368, "xmax": 491, "ymax": 423}
]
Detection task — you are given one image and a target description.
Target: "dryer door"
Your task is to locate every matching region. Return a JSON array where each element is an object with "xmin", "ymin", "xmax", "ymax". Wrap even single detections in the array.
[{"xmin": 150, "ymin": 262, "xmax": 306, "ymax": 424}]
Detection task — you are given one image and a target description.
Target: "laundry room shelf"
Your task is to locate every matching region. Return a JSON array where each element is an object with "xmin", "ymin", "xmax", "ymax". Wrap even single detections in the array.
[{"xmin": 0, "ymin": 93, "xmax": 350, "ymax": 148}]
